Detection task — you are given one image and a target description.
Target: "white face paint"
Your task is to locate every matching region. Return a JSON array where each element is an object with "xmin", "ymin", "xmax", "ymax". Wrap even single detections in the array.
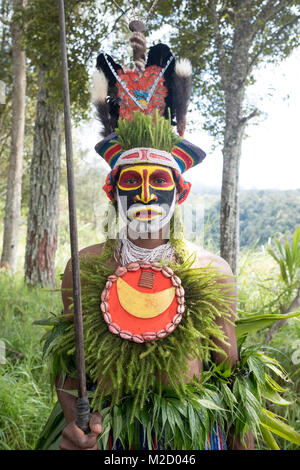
[{"xmin": 117, "ymin": 189, "xmax": 176, "ymax": 238}]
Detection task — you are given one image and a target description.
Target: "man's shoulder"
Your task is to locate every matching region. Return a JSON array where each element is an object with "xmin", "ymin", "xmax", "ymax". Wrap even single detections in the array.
[
  {"xmin": 63, "ymin": 243, "xmax": 106, "ymax": 277},
  {"xmin": 184, "ymin": 240, "xmax": 233, "ymax": 276},
  {"xmin": 79, "ymin": 243, "xmax": 106, "ymax": 257},
  {"xmin": 61, "ymin": 243, "xmax": 107, "ymax": 321}
]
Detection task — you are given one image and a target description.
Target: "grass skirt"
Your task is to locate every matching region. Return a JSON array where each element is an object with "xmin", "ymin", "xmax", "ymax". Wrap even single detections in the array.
[{"xmin": 35, "ymin": 401, "xmax": 227, "ymax": 450}]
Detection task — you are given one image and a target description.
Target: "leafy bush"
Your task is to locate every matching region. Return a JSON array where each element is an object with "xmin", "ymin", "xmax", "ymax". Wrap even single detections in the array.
[{"xmin": 0, "ymin": 273, "xmax": 62, "ymax": 449}]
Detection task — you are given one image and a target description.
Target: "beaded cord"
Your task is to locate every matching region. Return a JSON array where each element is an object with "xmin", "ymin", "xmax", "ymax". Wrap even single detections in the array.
[
  {"xmin": 103, "ymin": 52, "xmax": 173, "ymax": 111},
  {"xmin": 114, "ymin": 234, "xmax": 175, "ymax": 265}
]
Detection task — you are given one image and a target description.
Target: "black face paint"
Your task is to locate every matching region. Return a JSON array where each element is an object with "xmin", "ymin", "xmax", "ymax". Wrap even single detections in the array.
[{"xmin": 116, "ymin": 165, "xmax": 176, "ymax": 232}]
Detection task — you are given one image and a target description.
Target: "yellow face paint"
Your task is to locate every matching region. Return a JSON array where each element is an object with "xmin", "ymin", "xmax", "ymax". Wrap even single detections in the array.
[{"xmin": 117, "ymin": 165, "xmax": 175, "ymax": 204}]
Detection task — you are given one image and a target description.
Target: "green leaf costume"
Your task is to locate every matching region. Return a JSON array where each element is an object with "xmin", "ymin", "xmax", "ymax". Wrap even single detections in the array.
[{"xmin": 36, "ymin": 226, "xmax": 300, "ymax": 450}]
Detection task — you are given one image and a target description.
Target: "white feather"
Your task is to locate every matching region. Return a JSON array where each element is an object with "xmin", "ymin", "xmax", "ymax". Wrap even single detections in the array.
[
  {"xmin": 175, "ymin": 58, "xmax": 192, "ymax": 78},
  {"xmin": 90, "ymin": 69, "xmax": 108, "ymax": 104}
]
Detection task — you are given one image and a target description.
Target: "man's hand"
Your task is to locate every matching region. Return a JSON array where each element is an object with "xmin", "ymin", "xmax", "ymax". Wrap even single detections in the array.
[
  {"xmin": 60, "ymin": 412, "xmax": 102, "ymax": 450},
  {"xmin": 227, "ymin": 429, "xmax": 254, "ymax": 450}
]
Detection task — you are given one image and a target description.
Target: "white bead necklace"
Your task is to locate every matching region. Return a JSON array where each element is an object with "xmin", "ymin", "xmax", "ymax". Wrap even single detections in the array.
[{"xmin": 115, "ymin": 236, "xmax": 175, "ymax": 266}]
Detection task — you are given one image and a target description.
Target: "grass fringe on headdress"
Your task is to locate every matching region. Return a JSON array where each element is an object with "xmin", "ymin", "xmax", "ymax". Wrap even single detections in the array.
[{"xmin": 114, "ymin": 110, "xmax": 181, "ymax": 152}]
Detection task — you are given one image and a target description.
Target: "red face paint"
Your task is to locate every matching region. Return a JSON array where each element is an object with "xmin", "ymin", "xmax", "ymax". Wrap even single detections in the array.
[{"xmin": 118, "ymin": 165, "xmax": 175, "ymax": 204}]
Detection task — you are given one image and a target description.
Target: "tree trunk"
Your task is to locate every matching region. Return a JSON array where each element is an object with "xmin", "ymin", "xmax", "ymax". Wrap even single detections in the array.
[
  {"xmin": 219, "ymin": 16, "xmax": 251, "ymax": 274},
  {"xmin": 220, "ymin": 119, "xmax": 244, "ymax": 274},
  {"xmin": 24, "ymin": 68, "xmax": 62, "ymax": 287},
  {"xmin": 1, "ymin": 0, "xmax": 26, "ymax": 272}
]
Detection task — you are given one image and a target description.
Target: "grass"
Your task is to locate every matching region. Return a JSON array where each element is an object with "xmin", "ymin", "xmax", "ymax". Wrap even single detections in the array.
[
  {"xmin": 0, "ymin": 272, "xmax": 62, "ymax": 450},
  {"xmin": 238, "ymin": 247, "xmax": 300, "ymax": 449},
  {"xmin": 266, "ymin": 318, "xmax": 300, "ymax": 450}
]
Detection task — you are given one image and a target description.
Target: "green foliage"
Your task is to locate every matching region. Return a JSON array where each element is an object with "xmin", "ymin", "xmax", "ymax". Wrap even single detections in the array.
[
  {"xmin": 0, "ymin": 2, "xmax": 41, "ymax": 197},
  {"xmin": 1, "ymin": 227, "xmax": 300, "ymax": 449},
  {"xmin": 266, "ymin": 321, "xmax": 300, "ymax": 450},
  {"xmin": 200, "ymin": 189, "xmax": 300, "ymax": 251},
  {"xmin": 267, "ymin": 227, "xmax": 300, "ymax": 291},
  {"xmin": 237, "ymin": 230, "xmax": 300, "ymax": 339},
  {"xmin": 1, "ymin": 0, "xmax": 119, "ymax": 215},
  {"xmin": 34, "ymin": 401, "xmax": 65, "ymax": 450},
  {"xmin": 0, "ymin": 1, "xmax": 13, "ymax": 191},
  {"xmin": 170, "ymin": 206, "xmax": 191, "ymax": 263},
  {"xmin": 116, "ymin": 110, "xmax": 181, "ymax": 152},
  {"xmin": 211, "ymin": 346, "xmax": 300, "ymax": 449},
  {"xmin": 96, "ymin": 378, "xmax": 230, "ymax": 450},
  {"xmin": 247, "ymin": 226, "xmax": 300, "ymax": 319},
  {"xmin": 0, "ymin": 272, "xmax": 62, "ymax": 449},
  {"xmin": 236, "ymin": 311, "xmax": 300, "ymax": 342},
  {"xmin": 237, "ymin": 229, "xmax": 300, "ymax": 449},
  {"xmin": 23, "ymin": 0, "xmax": 111, "ymax": 121},
  {"xmin": 239, "ymin": 191, "xmax": 300, "ymax": 250},
  {"xmin": 42, "ymin": 252, "xmax": 234, "ymax": 415},
  {"xmin": 37, "ymin": 344, "xmax": 300, "ymax": 450},
  {"xmin": 0, "ymin": 0, "xmax": 11, "ymax": 84}
]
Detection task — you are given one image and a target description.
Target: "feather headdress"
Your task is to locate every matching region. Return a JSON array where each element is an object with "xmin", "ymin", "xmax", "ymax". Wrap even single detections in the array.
[
  {"xmin": 91, "ymin": 44, "xmax": 193, "ymax": 138},
  {"xmin": 90, "ymin": 20, "xmax": 205, "ymax": 203}
]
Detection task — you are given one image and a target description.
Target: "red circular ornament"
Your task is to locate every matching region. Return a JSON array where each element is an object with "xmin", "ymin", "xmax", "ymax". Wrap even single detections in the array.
[{"xmin": 100, "ymin": 261, "xmax": 185, "ymax": 343}]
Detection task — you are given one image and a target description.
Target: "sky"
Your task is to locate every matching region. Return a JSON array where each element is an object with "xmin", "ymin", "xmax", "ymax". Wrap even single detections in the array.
[
  {"xmin": 184, "ymin": 47, "xmax": 300, "ymax": 191},
  {"xmin": 76, "ymin": 46, "xmax": 300, "ymax": 192}
]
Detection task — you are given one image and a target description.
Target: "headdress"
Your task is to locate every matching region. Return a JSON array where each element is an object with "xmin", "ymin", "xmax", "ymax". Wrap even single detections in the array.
[{"xmin": 90, "ymin": 19, "xmax": 206, "ymax": 203}]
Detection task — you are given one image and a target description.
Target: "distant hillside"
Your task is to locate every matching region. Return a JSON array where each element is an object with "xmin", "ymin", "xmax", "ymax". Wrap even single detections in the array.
[{"xmin": 185, "ymin": 189, "xmax": 300, "ymax": 249}]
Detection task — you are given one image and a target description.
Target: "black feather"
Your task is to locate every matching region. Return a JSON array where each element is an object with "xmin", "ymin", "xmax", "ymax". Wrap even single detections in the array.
[
  {"xmin": 94, "ymin": 53, "xmax": 123, "ymax": 136},
  {"xmin": 94, "ymin": 101, "xmax": 115, "ymax": 137},
  {"xmin": 172, "ymin": 72, "xmax": 192, "ymax": 135},
  {"xmin": 96, "ymin": 53, "xmax": 123, "ymax": 87},
  {"xmin": 146, "ymin": 44, "xmax": 176, "ymax": 125}
]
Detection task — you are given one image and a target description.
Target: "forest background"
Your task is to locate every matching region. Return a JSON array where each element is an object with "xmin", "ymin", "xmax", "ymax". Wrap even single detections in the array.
[{"xmin": 0, "ymin": 0, "xmax": 300, "ymax": 450}]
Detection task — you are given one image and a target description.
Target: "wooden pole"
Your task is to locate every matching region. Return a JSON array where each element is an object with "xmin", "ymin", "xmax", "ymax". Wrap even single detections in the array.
[{"xmin": 58, "ymin": 0, "xmax": 90, "ymax": 433}]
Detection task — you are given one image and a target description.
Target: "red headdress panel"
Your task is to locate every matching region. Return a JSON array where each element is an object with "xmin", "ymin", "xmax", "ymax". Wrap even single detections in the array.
[{"xmin": 91, "ymin": 25, "xmax": 206, "ymax": 204}]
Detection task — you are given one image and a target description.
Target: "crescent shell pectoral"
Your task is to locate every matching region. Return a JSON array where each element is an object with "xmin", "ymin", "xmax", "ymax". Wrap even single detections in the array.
[{"xmin": 116, "ymin": 277, "xmax": 176, "ymax": 319}]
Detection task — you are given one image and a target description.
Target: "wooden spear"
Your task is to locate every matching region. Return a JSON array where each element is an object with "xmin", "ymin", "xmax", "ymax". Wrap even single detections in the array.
[{"xmin": 58, "ymin": 0, "xmax": 90, "ymax": 434}]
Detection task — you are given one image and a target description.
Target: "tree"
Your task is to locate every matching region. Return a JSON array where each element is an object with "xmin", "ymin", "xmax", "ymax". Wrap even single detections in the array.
[
  {"xmin": 1, "ymin": 0, "xmax": 27, "ymax": 272},
  {"xmin": 24, "ymin": 67, "xmax": 62, "ymax": 286},
  {"xmin": 0, "ymin": 0, "xmax": 12, "ymax": 198},
  {"xmin": 147, "ymin": 0, "xmax": 300, "ymax": 273},
  {"xmin": 23, "ymin": 0, "xmax": 112, "ymax": 286}
]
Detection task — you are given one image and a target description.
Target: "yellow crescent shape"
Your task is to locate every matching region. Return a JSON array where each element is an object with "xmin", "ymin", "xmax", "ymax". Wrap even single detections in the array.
[{"xmin": 116, "ymin": 277, "xmax": 175, "ymax": 319}]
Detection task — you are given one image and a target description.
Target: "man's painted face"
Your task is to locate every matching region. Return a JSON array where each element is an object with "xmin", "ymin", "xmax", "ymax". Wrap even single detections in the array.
[{"xmin": 116, "ymin": 164, "xmax": 176, "ymax": 234}]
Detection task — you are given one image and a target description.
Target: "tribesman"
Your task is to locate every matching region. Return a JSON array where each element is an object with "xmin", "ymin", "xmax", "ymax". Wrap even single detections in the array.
[{"xmin": 37, "ymin": 18, "xmax": 299, "ymax": 452}]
